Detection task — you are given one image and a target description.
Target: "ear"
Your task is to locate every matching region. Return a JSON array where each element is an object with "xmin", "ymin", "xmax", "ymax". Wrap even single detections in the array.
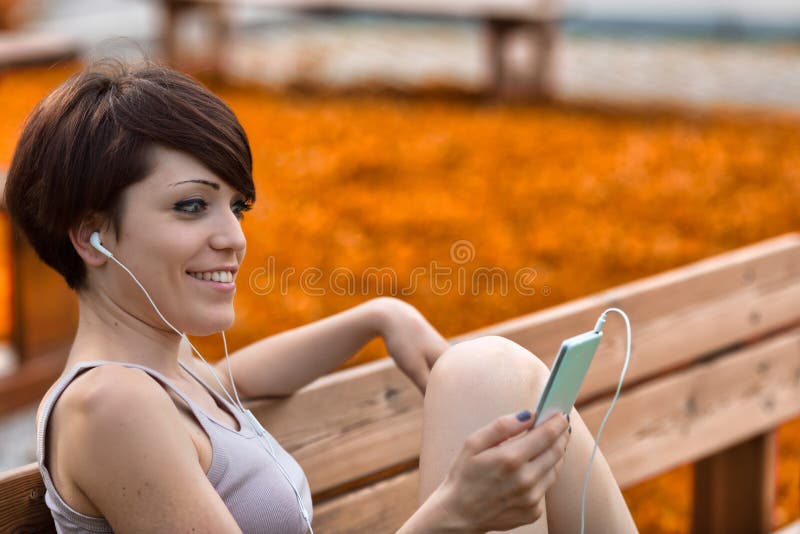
[{"xmin": 69, "ymin": 214, "xmax": 112, "ymax": 267}]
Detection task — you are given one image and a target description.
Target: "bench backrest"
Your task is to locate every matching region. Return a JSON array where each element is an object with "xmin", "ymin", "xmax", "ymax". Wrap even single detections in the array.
[{"xmin": 2, "ymin": 232, "xmax": 799, "ymax": 532}]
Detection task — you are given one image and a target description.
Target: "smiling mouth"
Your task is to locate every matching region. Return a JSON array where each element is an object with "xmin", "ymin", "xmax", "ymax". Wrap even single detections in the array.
[{"xmin": 186, "ymin": 270, "xmax": 235, "ymax": 283}]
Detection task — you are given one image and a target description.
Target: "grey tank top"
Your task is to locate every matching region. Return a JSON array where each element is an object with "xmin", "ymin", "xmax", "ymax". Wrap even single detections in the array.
[{"xmin": 36, "ymin": 360, "xmax": 313, "ymax": 533}]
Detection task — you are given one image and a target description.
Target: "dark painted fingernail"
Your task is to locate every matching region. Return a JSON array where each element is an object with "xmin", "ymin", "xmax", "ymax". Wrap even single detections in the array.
[
  {"xmin": 566, "ymin": 413, "xmax": 571, "ymax": 423},
  {"xmin": 568, "ymin": 425, "xmax": 572, "ymax": 434},
  {"xmin": 516, "ymin": 409, "xmax": 532, "ymax": 422}
]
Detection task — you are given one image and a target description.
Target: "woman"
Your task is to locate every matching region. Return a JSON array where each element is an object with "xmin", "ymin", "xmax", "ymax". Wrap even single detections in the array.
[{"xmin": 5, "ymin": 58, "xmax": 637, "ymax": 533}]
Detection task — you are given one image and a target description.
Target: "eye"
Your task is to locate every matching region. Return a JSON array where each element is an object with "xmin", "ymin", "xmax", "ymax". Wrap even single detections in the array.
[
  {"xmin": 174, "ymin": 198, "xmax": 207, "ymax": 215},
  {"xmin": 232, "ymin": 199, "xmax": 253, "ymax": 220}
]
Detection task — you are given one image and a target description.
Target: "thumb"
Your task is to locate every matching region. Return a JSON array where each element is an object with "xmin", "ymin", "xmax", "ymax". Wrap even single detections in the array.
[{"xmin": 463, "ymin": 410, "xmax": 535, "ymax": 455}]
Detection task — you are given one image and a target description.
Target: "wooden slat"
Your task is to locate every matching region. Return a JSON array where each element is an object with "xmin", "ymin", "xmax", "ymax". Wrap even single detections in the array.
[
  {"xmin": 578, "ymin": 327, "xmax": 800, "ymax": 487},
  {"xmin": 0, "ymin": 463, "xmax": 54, "ymax": 534},
  {"xmin": 313, "ymin": 470, "xmax": 419, "ymax": 533},
  {"xmin": 692, "ymin": 432, "xmax": 776, "ymax": 534},
  {"xmin": 246, "ymin": 358, "xmax": 423, "ymax": 495},
  {"xmin": 460, "ymin": 232, "xmax": 800, "ymax": 400}
]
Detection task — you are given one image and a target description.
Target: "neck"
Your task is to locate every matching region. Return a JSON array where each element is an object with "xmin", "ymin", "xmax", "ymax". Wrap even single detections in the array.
[{"xmin": 68, "ymin": 289, "xmax": 186, "ymax": 380}]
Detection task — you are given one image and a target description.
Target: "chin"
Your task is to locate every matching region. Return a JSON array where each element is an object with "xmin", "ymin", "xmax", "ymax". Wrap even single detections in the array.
[{"xmin": 185, "ymin": 312, "xmax": 235, "ymax": 336}]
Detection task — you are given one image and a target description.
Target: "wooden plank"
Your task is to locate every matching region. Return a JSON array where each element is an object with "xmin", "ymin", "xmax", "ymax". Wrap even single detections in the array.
[
  {"xmin": 0, "ymin": 463, "xmax": 54, "ymax": 534},
  {"xmin": 692, "ymin": 432, "xmax": 776, "ymax": 534},
  {"xmin": 578, "ymin": 327, "xmax": 800, "ymax": 487},
  {"xmin": 247, "ymin": 358, "xmax": 424, "ymax": 495},
  {"xmin": 459, "ymin": 232, "xmax": 800, "ymax": 401},
  {"xmin": 313, "ymin": 470, "xmax": 419, "ymax": 533}
]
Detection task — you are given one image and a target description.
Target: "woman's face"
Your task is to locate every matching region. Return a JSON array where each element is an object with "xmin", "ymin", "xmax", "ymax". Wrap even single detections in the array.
[{"xmin": 97, "ymin": 145, "xmax": 249, "ymax": 336}]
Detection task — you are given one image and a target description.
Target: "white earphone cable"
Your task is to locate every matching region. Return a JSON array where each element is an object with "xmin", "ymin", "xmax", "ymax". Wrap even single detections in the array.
[
  {"xmin": 97, "ymin": 239, "xmax": 314, "ymax": 533},
  {"xmin": 580, "ymin": 307, "xmax": 631, "ymax": 534}
]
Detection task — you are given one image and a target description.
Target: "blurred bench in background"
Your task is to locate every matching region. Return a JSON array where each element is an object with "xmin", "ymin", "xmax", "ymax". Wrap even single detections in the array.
[
  {"xmin": 0, "ymin": 171, "xmax": 78, "ymax": 416},
  {"xmin": 0, "ymin": 32, "xmax": 80, "ymax": 71},
  {"xmin": 156, "ymin": 0, "xmax": 561, "ymax": 98},
  {"xmin": 1, "ymin": 231, "xmax": 799, "ymax": 532}
]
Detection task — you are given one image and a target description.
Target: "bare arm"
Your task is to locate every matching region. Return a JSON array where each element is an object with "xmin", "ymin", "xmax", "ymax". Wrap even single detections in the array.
[{"xmin": 219, "ymin": 298, "xmax": 388, "ymax": 398}]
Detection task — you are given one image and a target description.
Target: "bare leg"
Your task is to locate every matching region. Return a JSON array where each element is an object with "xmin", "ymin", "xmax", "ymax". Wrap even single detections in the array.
[
  {"xmin": 545, "ymin": 408, "xmax": 637, "ymax": 534},
  {"xmin": 418, "ymin": 335, "xmax": 636, "ymax": 534},
  {"xmin": 418, "ymin": 336, "xmax": 550, "ymax": 534}
]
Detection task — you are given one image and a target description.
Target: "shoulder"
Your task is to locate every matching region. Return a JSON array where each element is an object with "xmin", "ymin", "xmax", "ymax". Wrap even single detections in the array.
[
  {"xmin": 48, "ymin": 364, "xmax": 242, "ymax": 531},
  {"xmin": 54, "ymin": 364, "xmax": 196, "ymax": 482},
  {"xmin": 57, "ymin": 364, "xmax": 174, "ymax": 423}
]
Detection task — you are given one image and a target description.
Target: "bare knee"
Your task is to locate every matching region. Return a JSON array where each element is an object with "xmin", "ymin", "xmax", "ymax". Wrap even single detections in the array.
[{"xmin": 427, "ymin": 335, "xmax": 549, "ymax": 402}]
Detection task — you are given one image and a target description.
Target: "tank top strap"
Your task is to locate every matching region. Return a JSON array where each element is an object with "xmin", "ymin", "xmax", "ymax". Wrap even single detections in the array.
[{"xmin": 37, "ymin": 360, "xmax": 216, "ymax": 470}]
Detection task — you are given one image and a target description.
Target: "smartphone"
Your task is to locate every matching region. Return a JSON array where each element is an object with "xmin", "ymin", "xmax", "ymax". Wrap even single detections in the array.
[{"xmin": 533, "ymin": 329, "xmax": 603, "ymax": 427}]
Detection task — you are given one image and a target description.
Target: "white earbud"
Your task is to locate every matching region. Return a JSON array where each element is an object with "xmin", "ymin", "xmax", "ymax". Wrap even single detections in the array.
[{"xmin": 90, "ymin": 231, "xmax": 114, "ymax": 258}]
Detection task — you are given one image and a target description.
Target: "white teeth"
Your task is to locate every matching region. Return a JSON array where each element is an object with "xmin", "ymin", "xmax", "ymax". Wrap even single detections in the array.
[{"xmin": 188, "ymin": 270, "xmax": 234, "ymax": 283}]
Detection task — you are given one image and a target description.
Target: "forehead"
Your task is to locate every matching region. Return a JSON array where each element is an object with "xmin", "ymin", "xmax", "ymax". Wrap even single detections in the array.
[{"xmin": 139, "ymin": 145, "xmax": 237, "ymax": 195}]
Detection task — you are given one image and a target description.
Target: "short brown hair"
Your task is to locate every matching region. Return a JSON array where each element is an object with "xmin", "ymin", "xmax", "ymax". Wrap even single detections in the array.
[{"xmin": 4, "ymin": 58, "xmax": 255, "ymax": 290}]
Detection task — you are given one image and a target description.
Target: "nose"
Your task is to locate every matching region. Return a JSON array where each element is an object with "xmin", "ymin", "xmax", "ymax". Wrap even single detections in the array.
[{"xmin": 209, "ymin": 208, "xmax": 247, "ymax": 255}]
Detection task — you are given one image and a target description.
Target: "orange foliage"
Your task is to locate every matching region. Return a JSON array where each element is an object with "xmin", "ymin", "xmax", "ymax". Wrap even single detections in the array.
[{"xmin": 0, "ymin": 63, "xmax": 798, "ymax": 533}]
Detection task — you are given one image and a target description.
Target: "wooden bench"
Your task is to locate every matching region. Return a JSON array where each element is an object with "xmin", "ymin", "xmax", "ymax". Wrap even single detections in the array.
[
  {"xmin": 0, "ymin": 32, "xmax": 80, "ymax": 71},
  {"xmin": 1, "ymin": 231, "xmax": 799, "ymax": 532},
  {"xmin": 156, "ymin": 0, "xmax": 561, "ymax": 98}
]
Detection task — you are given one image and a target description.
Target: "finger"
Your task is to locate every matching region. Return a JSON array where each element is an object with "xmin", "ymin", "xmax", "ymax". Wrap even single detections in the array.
[
  {"xmin": 497, "ymin": 412, "xmax": 568, "ymax": 465},
  {"xmin": 510, "ymin": 443, "xmax": 567, "ymax": 509},
  {"xmin": 462, "ymin": 410, "xmax": 536, "ymax": 455},
  {"xmin": 520, "ymin": 431, "xmax": 568, "ymax": 483}
]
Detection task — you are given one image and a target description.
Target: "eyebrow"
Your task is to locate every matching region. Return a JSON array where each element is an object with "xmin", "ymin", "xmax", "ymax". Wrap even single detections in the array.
[{"xmin": 169, "ymin": 179, "xmax": 220, "ymax": 190}]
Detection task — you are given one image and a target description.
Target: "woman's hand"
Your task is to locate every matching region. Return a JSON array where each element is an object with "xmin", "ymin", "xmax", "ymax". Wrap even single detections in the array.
[
  {"xmin": 432, "ymin": 410, "xmax": 570, "ymax": 533},
  {"xmin": 370, "ymin": 297, "xmax": 450, "ymax": 394}
]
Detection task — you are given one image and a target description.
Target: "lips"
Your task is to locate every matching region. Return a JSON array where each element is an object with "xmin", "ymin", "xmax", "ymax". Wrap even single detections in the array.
[{"xmin": 186, "ymin": 270, "xmax": 235, "ymax": 283}]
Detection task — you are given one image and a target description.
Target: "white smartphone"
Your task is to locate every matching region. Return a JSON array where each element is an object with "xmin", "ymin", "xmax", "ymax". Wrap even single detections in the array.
[{"xmin": 533, "ymin": 329, "xmax": 603, "ymax": 427}]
